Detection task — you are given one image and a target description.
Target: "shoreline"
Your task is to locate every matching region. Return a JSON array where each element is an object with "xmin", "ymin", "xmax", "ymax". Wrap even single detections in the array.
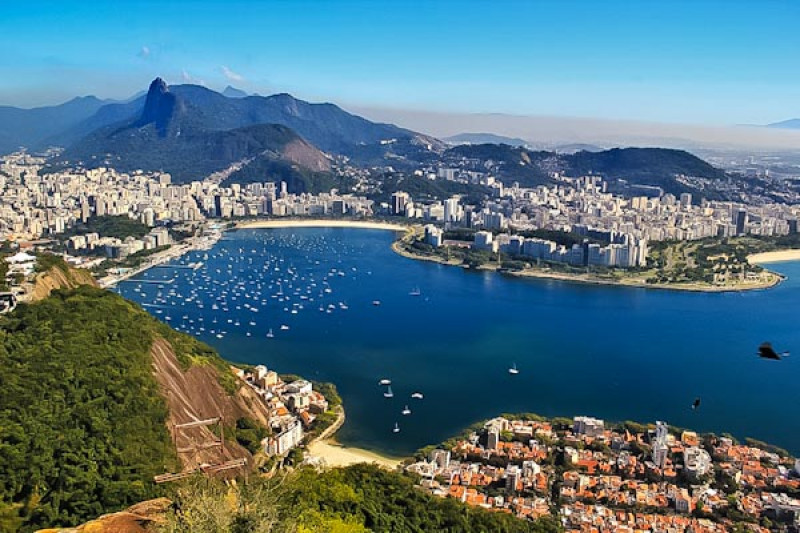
[
  {"xmin": 97, "ymin": 230, "xmax": 221, "ymax": 288},
  {"xmin": 747, "ymin": 249, "xmax": 800, "ymax": 264},
  {"xmin": 305, "ymin": 405, "xmax": 402, "ymax": 469},
  {"xmin": 236, "ymin": 218, "xmax": 409, "ymax": 232},
  {"xmin": 392, "ymin": 239, "xmax": 783, "ymax": 293},
  {"xmin": 306, "ymin": 439, "xmax": 402, "ymax": 469}
]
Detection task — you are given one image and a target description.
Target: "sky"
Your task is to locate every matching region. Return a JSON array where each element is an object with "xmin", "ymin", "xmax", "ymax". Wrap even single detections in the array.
[{"xmin": 1, "ymin": 0, "xmax": 799, "ymax": 126}]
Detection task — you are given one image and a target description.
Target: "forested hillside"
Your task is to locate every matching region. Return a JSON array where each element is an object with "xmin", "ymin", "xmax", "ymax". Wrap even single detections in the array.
[{"xmin": 0, "ymin": 286, "xmax": 236, "ymax": 532}]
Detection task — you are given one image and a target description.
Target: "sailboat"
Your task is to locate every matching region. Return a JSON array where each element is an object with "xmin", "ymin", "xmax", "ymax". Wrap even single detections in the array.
[
  {"xmin": 409, "ymin": 287, "xmax": 421, "ymax": 296},
  {"xmin": 393, "ymin": 422, "xmax": 400, "ymax": 433},
  {"xmin": 508, "ymin": 363, "xmax": 519, "ymax": 375},
  {"xmin": 384, "ymin": 385, "xmax": 394, "ymax": 398},
  {"xmin": 266, "ymin": 328, "xmax": 274, "ymax": 338},
  {"xmin": 402, "ymin": 405, "xmax": 412, "ymax": 415}
]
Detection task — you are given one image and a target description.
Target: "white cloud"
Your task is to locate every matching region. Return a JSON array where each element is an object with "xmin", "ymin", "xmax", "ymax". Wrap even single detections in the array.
[
  {"xmin": 181, "ymin": 69, "xmax": 205, "ymax": 86},
  {"xmin": 138, "ymin": 46, "xmax": 151, "ymax": 59},
  {"xmin": 220, "ymin": 65, "xmax": 244, "ymax": 82}
]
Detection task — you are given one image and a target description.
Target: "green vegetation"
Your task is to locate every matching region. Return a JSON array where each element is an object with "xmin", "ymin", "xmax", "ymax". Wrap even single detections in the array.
[
  {"xmin": 0, "ymin": 287, "xmax": 175, "ymax": 531},
  {"xmin": 60, "ymin": 214, "xmax": 150, "ymax": 240},
  {"xmin": 0, "ymin": 286, "xmax": 240, "ymax": 531},
  {"xmin": 0, "ymin": 255, "xmax": 7, "ymax": 291},
  {"xmin": 646, "ymin": 235, "xmax": 792, "ymax": 285},
  {"xmin": 32, "ymin": 252, "xmax": 70, "ymax": 274},
  {"xmin": 160, "ymin": 464, "xmax": 562, "ymax": 533},
  {"xmin": 227, "ymin": 157, "xmax": 350, "ymax": 195},
  {"xmin": 373, "ymin": 173, "xmax": 489, "ymax": 205},
  {"xmin": 230, "ymin": 417, "xmax": 269, "ymax": 455}
]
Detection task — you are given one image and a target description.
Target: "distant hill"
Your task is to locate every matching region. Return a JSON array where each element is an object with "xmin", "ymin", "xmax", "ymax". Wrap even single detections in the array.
[
  {"xmin": 444, "ymin": 132, "xmax": 530, "ymax": 147},
  {"xmin": 554, "ymin": 143, "xmax": 605, "ymax": 153},
  {"xmin": 59, "ymin": 78, "xmax": 332, "ymax": 188},
  {"xmin": 445, "ymin": 144, "xmax": 727, "ymax": 196},
  {"xmin": 222, "ymin": 85, "xmax": 248, "ymax": 98},
  {"xmin": 767, "ymin": 118, "xmax": 800, "ymax": 129},
  {"xmin": 0, "ymin": 96, "xmax": 107, "ymax": 153}
]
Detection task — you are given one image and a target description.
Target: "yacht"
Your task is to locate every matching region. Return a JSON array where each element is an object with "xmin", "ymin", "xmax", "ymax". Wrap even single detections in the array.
[
  {"xmin": 409, "ymin": 287, "xmax": 421, "ymax": 296},
  {"xmin": 401, "ymin": 405, "xmax": 411, "ymax": 416},
  {"xmin": 280, "ymin": 324, "xmax": 290, "ymax": 331},
  {"xmin": 266, "ymin": 329, "xmax": 274, "ymax": 338},
  {"xmin": 392, "ymin": 422, "xmax": 400, "ymax": 433},
  {"xmin": 384, "ymin": 385, "xmax": 394, "ymax": 398},
  {"xmin": 411, "ymin": 392, "xmax": 424, "ymax": 400},
  {"xmin": 508, "ymin": 363, "xmax": 520, "ymax": 375},
  {"xmin": 379, "ymin": 378, "xmax": 392, "ymax": 386},
  {"xmin": 372, "ymin": 300, "xmax": 381, "ymax": 306}
]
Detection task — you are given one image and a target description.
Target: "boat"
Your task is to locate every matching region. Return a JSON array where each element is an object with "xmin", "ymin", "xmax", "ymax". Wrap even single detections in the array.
[
  {"xmin": 411, "ymin": 392, "xmax": 424, "ymax": 400},
  {"xmin": 379, "ymin": 378, "xmax": 392, "ymax": 386},
  {"xmin": 280, "ymin": 325, "xmax": 290, "ymax": 331},
  {"xmin": 266, "ymin": 329, "xmax": 274, "ymax": 338},
  {"xmin": 409, "ymin": 287, "xmax": 421, "ymax": 296},
  {"xmin": 392, "ymin": 422, "xmax": 400, "ymax": 433},
  {"xmin": 402, "ymin": 405, "xmax": 411, "ymax": 415},
  {"xmin": 508, "ymin": 363, "xmax": 519, "ymax": 375},
  {"xmin": 372, "ymin": 300, "xmax": 381, "ymax": 306},
  {"xmin": 383, "ymin": 385, "xmax": 394, "ymax": 398}
]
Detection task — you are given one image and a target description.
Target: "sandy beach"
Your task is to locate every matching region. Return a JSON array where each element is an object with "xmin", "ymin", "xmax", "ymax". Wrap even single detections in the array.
[
  {"xmin": 236, "ymin": 219, "xmax": 409, "ymax": 232},
  {"xmin": 306, "ymin": 440, "xmax": 402, "ymax": 469},
  {"xmin": 748, "ymin": 249, "xmax": 800, "ymax": 264}
]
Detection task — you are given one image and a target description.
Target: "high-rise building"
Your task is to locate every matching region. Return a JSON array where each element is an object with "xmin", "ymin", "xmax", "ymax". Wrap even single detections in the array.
[
  {"xmin": 652, "ymin": 420, "xmax": 669, "ymax": 468},
  {"xmin": 735, "ymin": 209, "xmax": 747, "ymax": 235},
  {"xmin": 487, "ymin": 427, "xmax": 500, "ymax": 451},
  {"xmin": 391, "ymin": 191, "xmax": 410, "ymax": 216},
  {"xmin": 505, "ymin": 465, "xmax": 521, "ymax": 494}
]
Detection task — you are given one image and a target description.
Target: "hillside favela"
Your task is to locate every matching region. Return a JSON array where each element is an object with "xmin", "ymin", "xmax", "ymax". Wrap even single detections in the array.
[{"xmin": 3, "ymin": 2, "xmax": 800, "ymax": 533}]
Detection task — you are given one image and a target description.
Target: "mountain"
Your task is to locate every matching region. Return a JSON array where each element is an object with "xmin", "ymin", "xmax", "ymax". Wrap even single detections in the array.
[
  {"xmin": 222, "ymin": 85, "xmax": 248, "ymax": 98},
  {"xmin": 444, "ymin": 132, "xmax": 530, "ymax": 147},
  {"xmin": 445, "ymin": 144, "xmax": 727, "ymax": 197},
  {"xmin": 46, "ymin": 77, "xmax": 443, "ymax": 183},
  {"xmin": 767, "ymin": 118, "xmax": 800, "ymax": 129},
  {"xmin": 59, "ymin": 78, "xmax": 332, "ymax": 188},
  {"xmin": 0, "ymin": 96, "xmax": 107, "ymax": 153},
  {"xmin": 0, "ymin": 283, "xmax": 270, "ymax": 531}
]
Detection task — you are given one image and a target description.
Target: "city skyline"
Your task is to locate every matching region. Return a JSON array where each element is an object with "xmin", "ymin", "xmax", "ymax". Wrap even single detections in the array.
[{"xmin": 2, "ymin": 0, "xmax": 800, "ymax": 126}]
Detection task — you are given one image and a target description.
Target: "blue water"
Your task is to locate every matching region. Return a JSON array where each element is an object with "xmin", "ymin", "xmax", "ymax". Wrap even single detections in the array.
[{"xmin": 117, "ymin": 228, "xmax": 800, "ymax": 456}]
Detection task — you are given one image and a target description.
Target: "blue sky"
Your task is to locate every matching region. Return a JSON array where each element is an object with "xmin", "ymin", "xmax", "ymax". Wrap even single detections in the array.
[{"xmin": 1, "ymin": 0, "xmax": 799, "ymax": 124}]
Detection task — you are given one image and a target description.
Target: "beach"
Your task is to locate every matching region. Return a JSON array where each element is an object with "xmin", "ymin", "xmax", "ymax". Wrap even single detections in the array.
[
  {"xmin": 306, "ymin": 439, "xmax": 402, "ymax": 469},
  {"xmin": 236, "ymin": 219, "xmax": 409, "ymax": 232},
  {"xmin": 748, "ymin": 249, "xmax": 800, "ymax": 264}
]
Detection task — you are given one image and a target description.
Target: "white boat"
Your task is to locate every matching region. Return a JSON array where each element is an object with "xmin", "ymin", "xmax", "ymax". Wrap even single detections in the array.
[
  {"xmin": 392, "ymin": 422, "xmax": 400, "ymax": 433},
  {"xmin": 384, "ymin": 385, "xmax": 394, "ymax": 398},
  {"xmin": 379, "ymin": 379, "xmax": 392, "ymax": 386},
  {"xmin": 372, "ymin": 300, "xmax": 381, "ymax": 306},
  {"xmin": 402, "ymin": 405, "xmax": 411, "ymax": 415},
  {"xmin": 411, "ymin": 392, "xmax": 424, "ymax": 400},
  {"xmin": 508, "ymin": 363, "xmax": 519, "ymax": 375},
  {"xmin": 266, "ymin": 329, "xmax": 274, "ymax": 338},
  {"xmin": 280, "ymin": 325, "xmax": 290, "ymax": 331},
  {"xmin": 409, "ymin": 287, "xmax": 421, "ymax": 296}
]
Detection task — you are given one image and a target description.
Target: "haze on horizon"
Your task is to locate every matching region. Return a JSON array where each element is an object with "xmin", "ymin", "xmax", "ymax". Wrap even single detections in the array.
[{"xmin": 2, "ymin": 0, "xmax": 800, "ymax": 151}]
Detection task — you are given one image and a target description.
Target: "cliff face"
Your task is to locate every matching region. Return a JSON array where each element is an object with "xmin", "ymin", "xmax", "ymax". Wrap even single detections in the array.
[
  {"xmin": 150, "ymin": 337, "xmax": 270, "ymax": 469},
  {"xmin": 30, "ymin": 264, "xmax": 97, "ymax": 301}
]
